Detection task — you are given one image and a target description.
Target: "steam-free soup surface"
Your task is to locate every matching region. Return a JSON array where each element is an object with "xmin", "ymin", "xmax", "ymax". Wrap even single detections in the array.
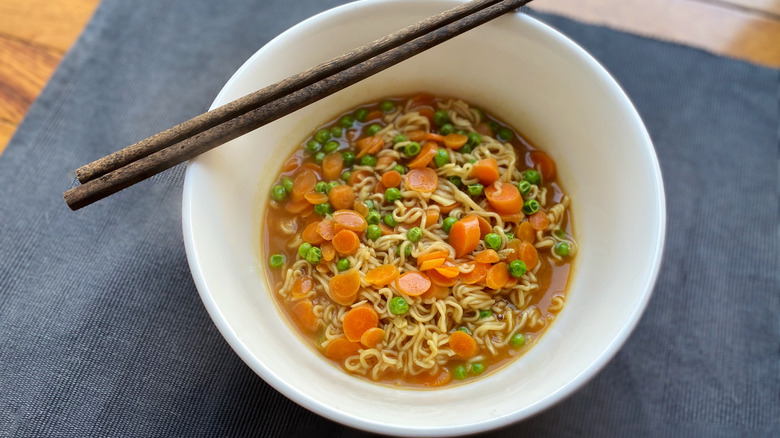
[{"xmin": 262, "ymin": 94, "xmax": 576, "ymax": 387}]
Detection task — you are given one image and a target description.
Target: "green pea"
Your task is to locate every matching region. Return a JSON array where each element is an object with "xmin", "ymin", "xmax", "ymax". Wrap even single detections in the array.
[
  {"xmin": 323, "ymin": 140, "xmax": 340, "ymax": 153},
  {"xmin": 360, "ymin": 154, "xmax": 377, "ymax": 167},
  {"xmin": 522, "ymin": 199, "xmax": 540, "ymax": 215},
  {"xmin": 523, "ymin": 169, "xmax": 541, "ymax": 185},
  {"xmin": 354, "ymin": 108, "xmax": 369, "ymax": 122},
  {"xmin": 364, "ymin": 199, "xmax": 375, "ymax": 211},
  {"xmin": 439, "ymin": 123, "xmax": 455, "ymax": 135},
  {"xmin": 366, "ymin": 124, "xmax": 382, "ymax": 136},
  {"xmin": 330, "ymin": 126, "xmax": 343, "ymax": 138},
  {"xmin": 457, "ymin": 326, "xmax": 472, "ymax": 335},
  {"xmin": 510, "ymin": 333, "xmax": 526, "ymax": 348},
  {"xmin": 314, "ymin": 181, "xmax": 327, "ymax": 193},
  {"xmin": 394, "ymin": 134, "xmax": 408, "ymax": 144},
  {"xmin": 467, "ymin": 184, "xmax": 483, "ymax": 197},
  {"xmin": 433, "ymin": 148, "xmax": 449, "ymax": 167},
  {"xmin": 339, "ymin": 115, "xmax": 354, "ymax": 128},
  {"xmin": 508, "ymin": 260, "xmax": 527, "ymax": 278},
  {"xmin": 479, "ymin": 309, "xmax": 492, "ymax": 319},
  {"xmin": 433, "ymin": 109, "xmax": 449, "ymax": 126},
  {"xmin": 442, "ymin": 217, "xmax": 457, "ymax": 233},
  {"xmin": 488, "ymin": 121, "xmax": 500, "ymax": 133},
  {"xmin": 497, "ymin": 127, "xmax": 514, "ymax": 142},
  {"xmin": 467, "ymin": 132, "xmax": 482, "ymax": 146},
  {"xmin": 455, "ymin": 130, "xmax": 467, "ymax": 136},
  {"xmin": 314, "ymin": 151, "xmax": 325, "ymax": 164},
  {"xmin": 384, "ymin": 187, "xmax": 402, "ymax": 202},
  {"xmin": 554, "ymin": 229, "xmax": 567, "ymax": 239},
  {"xmin": 459, "ymin": 143, "xmax": 472, "ymax": 154},
  {"xmin": 305, "ymin": 247, "xmax": 322, "ymax": 265},
  {"xmin": 398, "ymin": 244, "xmax": 412, "ymax": 257},
  {"xmin": 505, "ymin": 232, "xmax": 515, "ymax": 240},
  {"xmin": 305, "ymin": 139, "xmax": 321, "ymax": 154},
  {"xmin": 448, "ymin": 176, "xmax": 462, "ymax": 188},
  {"xmin": 342, "ymin": 151, "xmax": 355, "ymax": 167},
  {"xmin": 366, "ymin": 210, "xmax": 381, "ymax": 225},
  {"xmin": 327, "ymin": 181, "xmax": 340, "ymax": 193},
  {"xmin": 484, "ymin": 233, "xmax": 501, "ymax": 250},
  {"xmin": 281, "ymin": 177, "xmax": 293, "ymax": 194},
  {"xmin": 315, "ymin": 129, "xmax": 331, "ymax": 144},
  {"xmin": 453, "ymin": 364, "xmax": 467, "ymax": 380},
  {"xmin": 314, "ymin": 202, "xmax": 332, "ymax": 216},
  {"xmin": 555, "ymin": 242, "xmax": 571, "ymax": 257},
  {"xmin": 341, "ymin": 171, "xmax": 351, "ymax": 182},
  {"xmin": 383, "ymin": 214, "xmax": 398, "ymax": 227},
  {"xmin": 337, "ymin": 258, "xmax": 350, "ymax": 272},
  {"xmin": 407, "ymin": 227, "xmax": 422, "ymax": 242},
  {"xmin": 404, "ymin": 142, "xmax": 421, "ymax": 157},
  {"xmin": 269, "ymin": 254, "xmax": 285, "ymax": 268},
  {"xmin": 518, "ymin": 180, "xmax": 532, "ymax": 197},
  {"xmin": 298, "ymin": 242, "xmax": 312, "ymax": 258},
  {"xmin": 271, "ymin": 185, "xmax": 286, "ymax": 201},
  {"xmin": 392, "ymin": 164, "xmax": 406, "ymax": 174},
  {"xmin": 470, "ymin": 362, "xmax": 485, "ymax": 375},
  {"xmin": 389, "ymin": 296, "xmax": 409, "ymax": 315},
  {"xmin": 380, "ymin": 100, "xmax": 395, "ymax": 112},
  {"xmin": 366, "ymin": 224, "xmax": 382, "ymax": 241}
]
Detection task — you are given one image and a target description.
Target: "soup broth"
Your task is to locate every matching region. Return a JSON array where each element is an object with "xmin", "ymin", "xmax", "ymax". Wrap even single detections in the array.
[{"xmin": 262, "ymin": 94, "xmax": 576, "ymax": 388}]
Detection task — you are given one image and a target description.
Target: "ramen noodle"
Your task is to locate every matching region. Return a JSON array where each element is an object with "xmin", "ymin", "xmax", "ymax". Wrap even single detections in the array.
[{"xmin": 262, "ymin": 95, "xmax": 576, "ymax": 387}]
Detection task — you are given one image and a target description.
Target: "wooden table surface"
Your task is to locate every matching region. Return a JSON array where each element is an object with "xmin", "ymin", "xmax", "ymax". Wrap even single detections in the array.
[{"xmin": 1, "ymin": 0, "xmax": 779, "ymax": 155}]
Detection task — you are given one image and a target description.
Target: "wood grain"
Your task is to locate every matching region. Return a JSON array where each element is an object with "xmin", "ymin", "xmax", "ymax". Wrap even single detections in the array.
[
  {"xmin": 0, "ymin": 35, "xmax": 60, "ymax": 124},
  {"xmin": 0, "ymin": 0, "xmax": 101, "ymax": 51}
]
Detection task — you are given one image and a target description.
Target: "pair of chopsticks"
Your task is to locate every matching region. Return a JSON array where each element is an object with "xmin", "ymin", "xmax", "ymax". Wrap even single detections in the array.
[{"xmin": 64, "ymin": 0, "xmax": 533, "ymax": 210}]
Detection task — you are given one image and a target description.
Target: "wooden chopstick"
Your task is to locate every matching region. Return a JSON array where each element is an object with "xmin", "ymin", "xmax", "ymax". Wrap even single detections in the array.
[{"xmin": 64, "ymin": 0, "xmax": 532, "ymax": 210}]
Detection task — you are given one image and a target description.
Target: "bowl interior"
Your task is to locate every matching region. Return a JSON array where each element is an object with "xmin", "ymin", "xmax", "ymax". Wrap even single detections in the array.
[{"xmin": 183, "ymin": 1, "xmax": 665, "ymax": 435}]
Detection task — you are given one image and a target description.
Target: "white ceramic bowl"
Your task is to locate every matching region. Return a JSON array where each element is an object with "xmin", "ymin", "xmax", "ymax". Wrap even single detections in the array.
[{"xmin": 182, "ymin": 0, "xmax": 666, "ymax": 435}]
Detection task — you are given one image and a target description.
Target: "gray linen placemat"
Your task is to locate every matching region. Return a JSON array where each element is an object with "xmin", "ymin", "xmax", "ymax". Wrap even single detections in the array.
[{"xmin": 0, "ymin": 0, "xmax": 777, "ymax": 436}]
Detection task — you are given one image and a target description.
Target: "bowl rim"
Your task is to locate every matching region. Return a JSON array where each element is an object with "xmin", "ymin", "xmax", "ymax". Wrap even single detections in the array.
[{"xmin": 182, "ymin": 1, "xmax": 667, "ymax": 435}]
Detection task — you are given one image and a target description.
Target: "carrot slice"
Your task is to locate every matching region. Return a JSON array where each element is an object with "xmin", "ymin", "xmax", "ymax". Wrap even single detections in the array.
[
  {"xmin": 433, "ymin": 263, "xmax": 460, "ymax": 278},
  {"xmin": 437, "ymin": 200, "xmax": 459, "ymax": 214},
  {"xmin": 410, "ymin": 93, "xmax": 434, "ymax": 106},
  {"xmin": 475, "ymin": 122, "xmax": 493, "ymax": 137},
  {"xmin": 352, "ymin": 200, "xmax": 370, "ymax": 217},
  {"xmin": 322, "ymin": 152, "xmax": 344, "ymax": 181},
  {"xmin": 291, "ymin": 300, "xmax": 319, "ymax": 332},
  {"xmin": 321, "ymin": 242, "xmax": 336, "ymax": 261},
  {"xmin": 505, "ymin": 277, "xmax": 518, "ymax": 288},
  {"xmin": 356, "ymin": 135, "xmax": 384, "ymax": 158},
  {"xmin": 303, "ymin": 192, "xmax": 328, "ymax": 205},
  {"xmin": 282, "ymin": 156, "xmax": 301, "ymax": 172},
  {"xmin": 417, "ymin": 107, "xmax": 435, "ymax": 125},
  {"xmin": 449, "ymin": 330, "xmax": 479, "ymax": 359},
  {"xmin": 420, "ymin": 283, "xmax": 450, "ymax": 300},
  {"xmin": 285, "ymin": 198, "xmax": 311, "ymax": 214},
  {"xmin": 416, "ymin": 250, "xmax": 450, "ymax": 266},
  {"xmin": 381, "ymin": 170, "xmax": 402, "ymax": 188},
  {"xmin": 506, "ymin": 239, "xmax": 539, "ymax": 269},
  {"xmin": 475, "ymin": 249, "xmax": 500, "ymax": 264},
  {"xmin": 324, "ymin": 337, "xmax": 362, "ymax": 361},
  {"xmin": 342, "ymin": 305, "xmax": 379, "ymax": 342},
  {"xmin": 360, "ymin": 327, "xmax": 385, "ymax": 348},
  {"xmin": 530, "ymin": 150, "xmax": 557, "ymax": 180},
  {"xmin": 291, "ymin": 274, "xmax": 313, "ymax": 299},
  {"xmin": 528, "ymin": 211, "xmax": 550, "ymax": 231},
  {"xmin": 328, "ymin": 185, "xmax": 356, "ymax": 211},
  {"xmin": 380, "ymin": 223, "xmax": 394, "ymax": 236},
  {"xmin": 419, "ymin": 257, "xmax": 446, "ymax": 271},
  {"xmin": 448, "ymin": 215, "xmax": 481, "ymax": 257},
  {"xmin": 443, "ymin": 133, "xmax": 468, "ymax": 150},
  {"xmin": 332, "ymin": 229, "xmax": 360, "ymax": 255},
  {"xmin": 364, "ymin": 265, "xmax": 400, "ymax": 287},
  {"xmin": 426, "ymin": 132, "xmax": 445, "ymax": 143},
  {"xmin": 397, "ymin": 272, "xmax": 432, "ymax": 296},
  {"xmin": 348, "ymin": 170, "xmax": 371, "ymax": 186},
  {"xmin": 366, "ymin": 110, "xmax": 383, "ymax": 121},
  {"xmin": 428, "ymin": 267, "xmax": 459, "ymax": 287},
  {"xmin": 405, "ymin": 167, "xmax": 438, "ymax": 193},
  {"xmin": 516, "ymin": 221, "xmax": 536, "ymax": 242},
  {"xmin": 460, "ymin": 261, "xmax": 490, "ymax": 284},
  {"xmin": 407, "ymin": 141, "xmax": 437, "ymax": 169},
  {"xmin": 302, "ymin": 222, "xmax": 325, "ymax": 245},
  {"xmin": 329, "ymin": 269, "xmax": 361, "ymax": 306},
  {"xmin": 332, "ymin": 209, "xmax": 367, "ymax": 232},
  {"xmin": 484, "ymin": 181, "xmax": 522, "ymax": 215},
  {"xmin": 407, "ymin": 130, "xmax": 427, "ymax": 142},
  {"xmin": 414, "ymin": 368, "xmax": 453, "ymax": 387},
  {"xmin": 470, "ymin": 158, "xmax": 500, "ymax": 185},
  {"xmin": 425, "ymin": 210, "xmax": 440, "ymax": 228},
  {"xmin": 316, "ymin": 219, "xmax": 336, "ymax": 241},
  {"xmin": 475, "ymin": 215, "xmax": 491, "ymax": 238},
  {"xmin": 485, "ymin": 262, "xmax": 510, "ymax": 290},
  {"xmin": 291, "ymin": 169, "xmax": 318, "ymax": 201}
]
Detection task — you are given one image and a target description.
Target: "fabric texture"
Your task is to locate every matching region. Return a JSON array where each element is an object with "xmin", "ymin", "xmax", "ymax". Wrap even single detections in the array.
[{"xmin": 0, "ymin": 0, "xmax": 777, "ymax": 436}]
